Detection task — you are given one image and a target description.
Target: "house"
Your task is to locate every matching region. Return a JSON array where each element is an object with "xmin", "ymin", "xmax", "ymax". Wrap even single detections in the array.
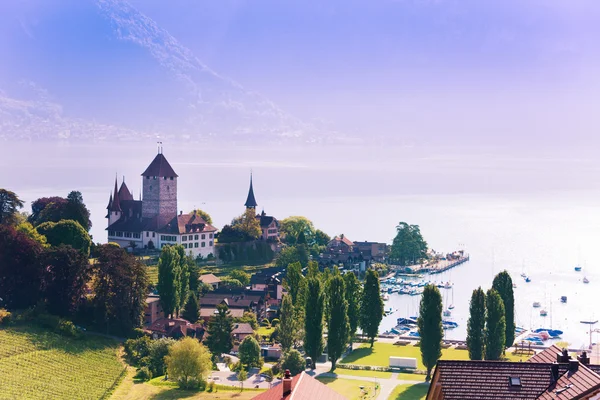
[
  {"xmin": 353, "ymin": 241, "xmax": 387, "ymax": 262},
  {"xmin": 250, "ymin": 268, "xmax": 285, "ymax": 300},
  {"xmin": 146, "ymin": 318, "xmax": 204, "ymax": 340},
  {"xmin": 200, "ymin": 307, "xmax": 245, "ymax": 319},
  {"xmin": 244, "ymin": 174, "xmax": 280, "ymax": 241},
  {"xmin": 231, "ymin": 323, "xmax": 255, "ymax": 342},
  {"xmin": 106, "ymin": 150, "xmax": 218, "ymax": 258},
  {"xmin": 261, "ymin": 343, "xmax": 283, "ymax": 360},
  {"xmin": 144, "ymin": 295, "xmax": 164, "ymax": 325},
  {"xmin": 252, "ymin": 370, "xmax": 347, "ymax": 400},
  {"xmin": 199, "ymin": 273, "xmax": 221, "ymax": 290},
  {"xmin": 426, "ymin": 347, "xmax": 600, "ymax": 400},
  {"xmin": 321, "ymin": 234, "xmax": 355, "ymax": 263}
]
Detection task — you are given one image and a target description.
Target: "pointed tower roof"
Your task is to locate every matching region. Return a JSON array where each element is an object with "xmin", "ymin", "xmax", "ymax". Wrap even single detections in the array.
[
  {"xmin": 118, "ymin": 177, "xmax": 134, "ymax": 201},
  {"xmin": 109, "ymin": 177, "xmax": 122, "ymax": 212},
  {"xmin": 245, "ymin": 173, "xmax": 258, "ymax": 209},
  {"xmin": 141, "ymin": 153, "xmax": 178, "ymax": 177},
  {"xmin": 106, "ymin": 193, "xmax": 113, "ymax": 210}
]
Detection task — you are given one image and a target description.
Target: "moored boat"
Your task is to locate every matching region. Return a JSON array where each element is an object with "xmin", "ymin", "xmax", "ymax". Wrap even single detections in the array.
[
  {"xmin": 575, "ymin": 266, "xmax": 582, "ymax": 271},
  {"xmin": 583, "ymin": 277, "xmax": 590, "ymax": 284},
  {"xmin": 561, "ymin": 296, "xmax": 567, "ymax": 303},
  {"xmin": 540, "ymin": 309, "xmax": 548, "ymax": 317},
  {"xmin": 533, "ymin": 302, "xmax": 541, "ymax": 308}
]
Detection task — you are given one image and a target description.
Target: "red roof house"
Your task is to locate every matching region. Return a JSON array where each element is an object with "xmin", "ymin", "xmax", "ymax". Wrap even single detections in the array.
[{"xmin": 252, "ymin": 370, "xmax": 347, "ymax": 400}]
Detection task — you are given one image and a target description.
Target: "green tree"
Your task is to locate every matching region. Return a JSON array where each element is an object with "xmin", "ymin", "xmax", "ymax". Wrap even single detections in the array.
[
  {"xmin": 189, "ymin": 209, "xmax": 213, "ymax": 225},
  {"xmin": 390, "ymin": 222, "xmax": 428, "ymax": 266},
  {"xmin": 238, "ymin": 336, "xmax": 261, "ymax": 368},
  {"xmin": 327, "ymin": 275, "xmax": 349, "ymax": 371},
  {"xmin": 231, "ymin": 208, "xmax": 262, "ymax": 240},
  {"xmin": 237, "ymin": 311, "xmax": 258, "ymax": 330},
  {"xmin": 283, "ymin": 262, "xmax": 306, "ymax": 306},
  {"xmin": 314, "ymin": 229, "xmax": 331, "ymax": 246},
  {"xmin": 276, "ymin": 245, "xmax": 309, "ymax": 268},
  {"xmin": 157, "ymin": 246, "xmax": 181, "ymax": 318},
  {"xmin": 359, "ymin": 269, "xmax": 384, "ymax": 348},
  {"xmin": 229, "ymin": 270, "xmax": 251, "ymax": 286},
  {"xmin": 166, "ymin": 337, "xmax": 212, "ymax": 390},
  {"xmin": 418, "ymin": 284, "xmax": 443, "ymax": 381},
  {"xmin": 30, "ymin": 192, "xmax": 92, "ymax": 231},
  {"xmin": 492, "ymin": 271, "xmax": 515, "ymax": 348},
  {"xmin": 307, "ymin": 261, "xmax": 320, "ymax": 279},
  {"xmin": 0, "ymin": 189, "xmax": 24, "ymax": 226},
  {"xmin": 304, "ymin": 277, "xmax": 324, "ymax": 369},
  {"xmin": 281, "ymin": 349, "xmax": 305, "ymax": 376},
  {"xmin": 205, "ymin": 304, "xmax": 234, "ymax": 357},
  {"xmin": 280, "ymin": 216, "xmax": 315, "ymax": 244},
  {"xmin": 278, "ymin": 295, "xmax": 296, "ymax": 351},
  {"xmin": 237, "ymin": 369, "xmax": 248, "ymax": 391},
  {"xmin": 188, "ymin": 262, "xmax": 200, "ymax": 295},
  {"xmin": 182, "ymin": 292, "xmax": 200, "ymax": 323},
  {"xmin": 466, "ymin": 287, "xmax": 486, "ymax": 360},
  {"xmin": 485, "ymin": 288, "xmax": 506, "ymax": 360},
  {"xmin": 175, "ymin": 245, "xmax": 190, "ymax": 316},
  {"xmin": 344, "ymin": 272, "xmax": 361, "ymax": 341},
  {"xmin": 92, "ymin": 244, "xmax": 148, "ymax": 335},
  {"xmin": 16, "ymin": 221, "xmax": 49, "ymax": 247},
  {"xmin": 148, "ymin": 337, "xmax": 176, "ymax": 377},
  {"xmin": 36, "ymin": 220, "xmax": 92, "ymax": 256}
]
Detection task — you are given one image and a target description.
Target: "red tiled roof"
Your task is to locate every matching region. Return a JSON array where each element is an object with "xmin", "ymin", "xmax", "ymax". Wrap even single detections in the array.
[
  {"xmin": 331, "ymin": 235, "xmax": 354, "ymax": 247},
  {"xmin": 252, "ymin": 372, "xmax": 347, "ymax": 400},
  {"xmin": 118, "ymin": 181, "xmax": 134, "ymax": 201},
  {"xmin": 141, "ymin": 153, "xmax": 178, "ymax": 177},
  {"xmin": 109, "ymin": 178, "xmax": 121, "ymax": 212},
  {"xmin": 231, "ymin": 323, "xmax": 254, "ymax": 335},
  {"xmin": 199, "ymin": 274, "xmax": 221, "ymax": 284},
  {"xmin": 528, "ymin": 345, "xmax": 564, "ymax": 364},
  {"xmin": 537, "ymin": 363, "xmax": 600, "ymax": 400}
]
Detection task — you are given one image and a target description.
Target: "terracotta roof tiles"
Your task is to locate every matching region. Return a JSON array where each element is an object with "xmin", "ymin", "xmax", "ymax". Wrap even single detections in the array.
[{"xmin": 252, "ymin": 372, "xmax": 347, "ymax": 400}]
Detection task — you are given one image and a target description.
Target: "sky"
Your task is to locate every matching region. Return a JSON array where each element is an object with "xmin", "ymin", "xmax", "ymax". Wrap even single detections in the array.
[{"xmin": 1, "ymin": 0, "xmax": 600, "ymax": 148}]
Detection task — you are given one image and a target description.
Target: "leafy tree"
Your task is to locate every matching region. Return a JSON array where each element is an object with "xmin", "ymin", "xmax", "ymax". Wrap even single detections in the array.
[
  {"xmin": 281, "ymin": 349, "xmax": 305, "ymax": 376},
  {"xmin": 124, "ymin": 336, "xmax": 152, "ymax": 366},
  {"xmin": 36, "ymin": 220, "xmax": 91, "ymax": 256},
  {"xmin": 307, "ymin": 261, "xmax": 320, "ymax": 279},
  {"xmin": 237, "ymin": 369, "xmax": 248, "ymax": 391},
  {"xmin": 205, "ymin": 304, "xmax": 234, "ymax": 357},
  {"xmin": 188, "ymin": 262, "xmax": 200, "ymax": 295},
  {"xmin": 344, "ymin": 272, "xmax": 361, "ymax": 341},
  {"xmin": 238, "ymin": 336, "xmax": 261, "ymax": 368},
  {"xmin": 231, "ymin": 208, "xmax": 261, "ymax": 240},
  {"xmin": 280, "ymin": 216, "xmax": 315, "ymax": 244},
  {"xmin": 304, "ymin": 277, "xmax": 324, "ymax": 369},
  {"xmin": 359, "ymin": 269, "xmax": 384, "ymax": 348},
  {"xmin": 467, "ymin": 287, "xmax": 486, "ymax": 360},
  {"xmin": 175, "ymin": 245, "xmax": 191, "ymax": 316},
  {"xmin": 166, "ymin": 337, "xmax": 212, "ymax": 389},
  {"xmin": 182, "ymin": 292, "xmax": 200, "ymax": 323},
  {"xmin": 327, "ymin": 275, "xmax": 349, "ymax": 371},
  {"xmin": 65, "ymin": 191, "xmax": 92, "ymax": 231},
  {"xmin": 275, "ymin": 245, "xmax": 309, "ymax": 268},
  {"xmin": 229, "ymin": 270, "xmax": 251, "ymax": 286},
  {"xmin": 485, "ymin": 288, "xmax": 506, "ymax": 360},
  {"xmin": 216, "ymin": 225, "xmax": 247, "ymax": 243},
  {"xmin": 189, "ymin": 209, "xmax": 213, "ymax": 224},
  {"xmin": 221, "ymin": 277, "xmax": 243, "ymax": 288},
  {"xmin": 492, "ymin": 271, "xmax": 515, "ymax": 348},
  {"xmin": 296, "ymin": 230, "xmax": 307, "ymax": 245},
  {"xmin": 42, "ymin": 245, "xmax": 91, "ymax": 317},
  {"xmin": 29, "ymin": 196, "xmax": 65, "ymax": 225},
  {"xmin": 0, "ymin": 189, "xmax": 24, "ymax": 225},
  {"xmin": 314, "ymin": 229, "xmax": 331, "ymax": 246},
  {"xmin": 157, "ymin": 246, "xmax": 181, "ymax": 318},
  {"xmin": 418, "ymin": 284, "xmax": 443, "ymax": 381},
  {"xmin": 390, "ymin": 222, "xmax": 428, "ymax": 266},
  {"xmin": 283, "ymin": 262, "xmax": 306, "ymax": 306},
  {"xmin": 148, "ymin": 337, "xmax": 176, "ymax": 377},
  {"xmin": 278, "ymin": 295, "xmax": 296, "ymax": 352},
  {"xmin": 29, "ymin": 192, "xmax": 92, "ymax": 231},
  {"xmin": 236, "ymin": 311, "xmax": 258, "ymax": 330},
  {"xmin": 0, "ymin": 224, "xmax": 44, "ymax": 309},
  {"xmin": 92, "ymin": 244, "xmax": 149, "ymax": 335},
  {"xmin": 16, "ymin": 221, "xmax": 49, "ymax": 247}
]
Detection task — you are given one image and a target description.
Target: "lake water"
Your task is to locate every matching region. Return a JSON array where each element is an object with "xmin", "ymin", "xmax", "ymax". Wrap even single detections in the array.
[{"xmin": 3, "ymin": 141, "xmax": 600, "ymax": 348}]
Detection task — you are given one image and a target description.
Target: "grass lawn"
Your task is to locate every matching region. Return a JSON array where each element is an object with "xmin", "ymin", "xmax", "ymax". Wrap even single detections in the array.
[
  {"xmin": 333, "ymin": 368, "xmax": 392, "ymax": 379},
  {"xmin": 316, "ymin": 377, "xmax": 379, "ymax": 400},
  {"xmin": 256, "ymin": 326, "xmax": 274, "ymax": 340},
  {"xmin": 388, "ymin": 383, "xmax": 430, "ymax": 400},
  {"xmin": 341, "ymin": 343, "xmax": 472, "ymax": 371},
  {"xmin": 147, "ymin": 265, "xmax": 159, "ymax": 285},
  {"xmin": 0, "ymin": 324, "xmax": 124, "ymax": 400},
  {"xmin": 397, "ymin": 373, "xmax": 427, "ymax": 382}
]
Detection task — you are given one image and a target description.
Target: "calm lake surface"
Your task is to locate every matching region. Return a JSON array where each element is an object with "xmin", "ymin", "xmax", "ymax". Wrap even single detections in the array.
[{"xmin": 4, "ymin": 141, "xmax": 600, "ymax": 348}]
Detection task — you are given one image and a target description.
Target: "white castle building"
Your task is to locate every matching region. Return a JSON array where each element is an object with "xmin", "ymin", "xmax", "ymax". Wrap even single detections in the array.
[{"xmin": 106, "ymin": 150, "xmax": 217, "ymax": 258}]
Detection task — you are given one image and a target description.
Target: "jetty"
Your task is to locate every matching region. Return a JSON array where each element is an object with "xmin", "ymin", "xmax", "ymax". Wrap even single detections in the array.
[{"xmin": 394, "ymin": 253, "xmax": 470, "ymax": 274}]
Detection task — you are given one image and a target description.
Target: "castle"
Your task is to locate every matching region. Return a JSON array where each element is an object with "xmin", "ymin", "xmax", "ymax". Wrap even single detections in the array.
[{"xmin": 106, "ymin": 150, "xmax": 217, "ymax": 258}]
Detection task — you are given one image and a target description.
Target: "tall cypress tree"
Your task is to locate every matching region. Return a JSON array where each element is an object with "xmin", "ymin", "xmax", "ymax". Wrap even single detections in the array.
[
  {"xmin": 304, "ymin": 277, "xmax": 324, "ymax": 369},
  {"xmin": 485, "ymin": 288, "xmax": 506, "ymax": 360},
  {"xmin": 182, "ymin": 292, "xmax": 200, "ymax": 323},
  {"xmin": 205, "ymin": 304, "xmax": 234, "ymax": 357},
  {"xmin": 279, "ymin": 295, "xmax": 296, "ymax": 352},
  {"xmin": 157, "ymin": 246, "xmax": 181, "ymax": 318},
  {"xmin": 466, "ymin": 287, "xmax": 486, "ymax": 360},
  {"xmin": 492, "ymin": 271, "xmax": 515, "ymax": 348},
  {"xmin": 175, "ymin": 245, "xmax": 190, "ymax": 316},
  {"xmin": 359, "ymin": 269, "xmax": 384, "ymax": 348},
  {"xmin": 344, "ymin": 272, "xmax": 361, "ymax": 341},
  {"xmin": 327, "ymin": 275, "xmax": 349, "ymax": 371},
  {"xmin": 418, "ymin": 284, "xmax": 443, "ymax": 381}
]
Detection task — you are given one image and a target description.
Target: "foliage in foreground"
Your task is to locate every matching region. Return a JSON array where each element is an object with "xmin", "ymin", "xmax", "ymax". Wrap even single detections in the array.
[
  {"xmin": 166, "ymin": 337, "xmax": 213, "ymax": 390},
  {"xmin": 418, "ymin": 284, "xmax": 443, "ymax": 381}
]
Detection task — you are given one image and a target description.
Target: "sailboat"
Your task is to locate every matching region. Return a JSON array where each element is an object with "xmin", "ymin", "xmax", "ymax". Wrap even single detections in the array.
[
  {"xmin": 583, "ymin": 277, "xmax": 590, "ymax": 284},
  {"xmin": 575, "ymin": 266, "xmax": 582, "ymax": 272},
  {"xmin": 448, "ymin": 287, "xmax": 455, "ymax": 310}
]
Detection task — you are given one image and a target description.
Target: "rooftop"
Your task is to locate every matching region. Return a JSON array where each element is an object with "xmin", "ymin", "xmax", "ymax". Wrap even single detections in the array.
[
  {"xmin": 199, "ymin": 274, "xmax": 221, "ymax": 284},
  {"xmin": 141, "ymin": 153, "xmax": 178, "ymax": 177},
  {"xmin": 252, "ymin": 371, "xmax": 347, "ymax": 400}
]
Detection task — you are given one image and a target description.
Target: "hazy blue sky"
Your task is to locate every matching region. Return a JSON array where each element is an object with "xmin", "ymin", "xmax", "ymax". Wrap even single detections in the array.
[{"xmin": 1, "ymin": 0, "xmax": 600, "ymax": 147}]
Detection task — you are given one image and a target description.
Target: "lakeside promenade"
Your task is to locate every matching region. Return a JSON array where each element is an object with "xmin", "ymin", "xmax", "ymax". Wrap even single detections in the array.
[{"xmin": 391, "ymin": 254, "xmax": 470, "ymax": 275}]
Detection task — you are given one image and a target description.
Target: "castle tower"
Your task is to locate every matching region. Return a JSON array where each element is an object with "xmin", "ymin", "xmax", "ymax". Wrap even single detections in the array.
[
  {"xmin": 108, "ymin": 177, "xmax": 122, "ymax": 225},
  {"xmin": 245, "ymin": 173, "xmax": 258, "ymax": 210},
  {"xmin": 141, "ymin": 149, "xmax": 178, "ymax": 219}
]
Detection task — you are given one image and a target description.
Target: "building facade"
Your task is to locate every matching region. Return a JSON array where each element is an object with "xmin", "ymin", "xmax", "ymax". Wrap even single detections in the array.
[{"xmin": 106, "ymin": 151, "xmax": 217, "ymax": 258}]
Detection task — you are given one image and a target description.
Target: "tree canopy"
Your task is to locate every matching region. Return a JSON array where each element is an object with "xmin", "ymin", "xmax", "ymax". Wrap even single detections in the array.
[
  {"xmin": 29, "ymin": 191, "xmax": 92, "ymax": 231},
  {"xmin": 418, "ymin": 284, "xmax": 443, "ymax": 381},
  {"xmin": 189, "ymin": 209, "xmax": 213, "ymax": 224},
  {"xmin": 36, "ymin": 219, "xmax": 92, "ymax": 256},
  {"xmin": 229, "ymin": 270, "xmax": 251, "ymax": 286},
  {"xmin": 281, "ymin": 349, "xmax": 305, "ymax": 376},
  {"xmin": 157, "ymin": 245, "xmax": 182, "ymax": 318},
  {"xmin": 182, "ymin": 292, "xmax": 200, "ymax": 323},
  {"xmin": 360, "ymin": 269, "xmax": 384, "ymax": 347},
  {"xmin": 231, "ymin": 208, "xmax": 262, "ymax": 240},
  {"xmin": 166, "ymin": 337, "xmax": 212, "ymax": 389},
  {"xmin": 304, "ymin": 277, "xmax": 324, "ymax": 369},
  {"xmin": 390, "ymin": 222, "xmax": 428, "ymax": 266},
  {"xmin": 344, "ymin": 272, "xmax": 361, "ymax": 341},
  {"xmin": 16, "ymin": 221, "xmax": 49, "ymax": 247},
  {"xmin": 467, "ymin": 287, "xmax": 486, "ymax": 360},
  {"xmin": 326, "ymin": 274, "xmax": 349, "ymax": 371},
  {"xmin": 492, "ymin": 271, "xmax": 515, "ymax": 348},
  {"xmin": 0, "ymin": 189, "xmax": 24, "ymax": 226},
  {"xmin": 485, "ymin": 288, "xmax": 506, "ymax": 361},
  {"xmin": 275, "ymin": 245, "xmax": 309, "ymax": 268},
  {"xmin": 314, "ymin": 229, "xmax": 331, "ymax": 246},
  {"xmin": 278, "ymin": 295, "xmax": 296, "ymax": 352},
  {"xmin": 280, "ymin": 216, "xmax": 315, "ymax": 244},
  {"xmin": 238, "ymin": 336, "xmax": 261, "ymax": 368},
  {"xmin": 205, "ymin": 304, "xmax": 234, "ymax": 357}
]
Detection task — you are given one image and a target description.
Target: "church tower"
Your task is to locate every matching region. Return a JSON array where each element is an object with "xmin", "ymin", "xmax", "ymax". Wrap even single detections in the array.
[
  {"xmin": 141, "ymin": 149, "xmax": 178, "ymax": 219},
  {"xmin": 245, "ymin": 173, "xmax": 258, "ymax": 210}
]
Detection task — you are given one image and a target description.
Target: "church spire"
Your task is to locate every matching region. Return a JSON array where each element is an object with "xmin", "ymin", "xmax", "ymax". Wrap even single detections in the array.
[
  {"xmin": 244, "ymin": 173, "xmax": 258, "ymax": 209},
  {"xmin": 109, "ymin": 176, "xmax": 122, "ymax": 212}
]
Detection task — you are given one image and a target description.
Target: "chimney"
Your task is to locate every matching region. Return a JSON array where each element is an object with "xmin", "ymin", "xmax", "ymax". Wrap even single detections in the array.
[
  {"xmin": 578, "ymin": 351, "xmax": 590, "ymax": 366},
  {"xmin": 180, "ymin": 210, "xmax": 183, "ymax": 216},
  {"xmin": 569, "ymin": 360, "xmax": 579, "ymax": 373},
  {"xmin": 282, "ymin": 369, "xmax": 292, "ymax": 395},
  {"xmin": 551, "ymin": 363, "xmax": 560, "ymax": 383},
  {"xmin": 557, "ymin": 349, "xmax": 571, "ymax": 363}
]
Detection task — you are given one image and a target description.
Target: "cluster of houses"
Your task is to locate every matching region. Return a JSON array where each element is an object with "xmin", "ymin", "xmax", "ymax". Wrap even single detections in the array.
[{"xmin": 320, "ymin": 234, "xmax": 387, "ymax": 264}]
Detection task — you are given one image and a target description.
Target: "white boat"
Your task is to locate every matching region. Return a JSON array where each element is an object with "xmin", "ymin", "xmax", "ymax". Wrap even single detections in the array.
[
  {"xmin": 382, "ymin": 293, "xmax": 390, "ymax": 301},
  {"xmin": 533, "ymin": 302, "xmax": 541, "ymax": 308},
  {"xmin": 443, "ymin": 309, "xmax": 452, "ymax": 317},
  {"xmin": 584, "ymin": 277, "xmax": 590, "ymax": 284},
  {"xmin": 540, "ymin": 310, "xmax": 548, "ymax": 317}
]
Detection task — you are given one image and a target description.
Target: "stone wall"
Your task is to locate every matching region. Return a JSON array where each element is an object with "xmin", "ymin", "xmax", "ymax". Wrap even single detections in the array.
[{"xmin": 142, "ymin": 176, "xmax": 178, "ymax": 218}]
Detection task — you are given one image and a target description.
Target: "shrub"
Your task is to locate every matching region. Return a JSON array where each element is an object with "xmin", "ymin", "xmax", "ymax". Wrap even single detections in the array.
[
  {"xmin": 281, "ymin": 349, "xmax": 305, "ymax": 376},
  {"xmin": 271, "ymin": 318, "xmax": 280, "ymax": 327},
  {"xmin": 124, "ymin": 336, "xmax": 152, "ymax": 366},
  {"xmin": 261, "ymin": 318, "xmax": 270, "ymax": 327},
  {"xmin": 271, "ymin": 364, "xmax": 281, "ymax": 376},
  {"xmin": 0, "ymin": 308, "xmax": 12, "ymax": 325},
  {"xmin": 208, "ymin": 381, "xmax": 215, "ymax": 392},
  {"xmin": 57, "ymin": 319, "xmax": 82, "ymax": 339},
  {"xmin": 230, "ymin": 361, "xmax": 242, "ymax": 372},
  {"xmin": 134, "ymin": 366, "xmax": 152, "ymax": 381}
]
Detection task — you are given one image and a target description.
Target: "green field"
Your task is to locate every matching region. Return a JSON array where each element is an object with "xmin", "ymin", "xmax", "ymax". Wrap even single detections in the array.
[
  {"xmin": 316, "ymin": 377, "xmax": 379, "ymax": 400},
  {"xmin": 388, "ymin": 383, "xmax": 429, "ymax": 400},
  {"xmin": 333, "ymin": 368, "xmax": 393, "ymax": 379},
  {"xmin": 0, "ymin": 325, "xmax": 124, "ymax": 400},
  {"xmin": 147, "ymin": 266, "xmax": 159, "ymax": 285}
]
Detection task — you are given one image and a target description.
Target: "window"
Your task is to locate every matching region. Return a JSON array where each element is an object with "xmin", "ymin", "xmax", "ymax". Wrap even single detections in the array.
[
  {"xmin": 209, "ymin": 240, "xmax": 213, "ymax": 246},
  {"xmin": 146, "ymin": 176, "xmax": 150, "ymax": 179},
  {"xmin": 125, "ymin": 232, "xmax": 132, "ymax": 238},
  {"xmin": 509, "ymin": 377, "xmax": 521, "ymax": 387},
  {"xmin": 209, "ymin": 233, "xmax": 213, "ymax": 239},
  {"xmin": 153, "ymin": 176, "xmax": 157, "ymax": 180},
  {"xmin": 201, "ymin": 234, "xmax": 206, "ymax": 239},
  {"xmin": 164, "ymin": 176, "xmax": 167, "ymax": 180},
  {"xmin": 194, "ymin": 235, "xmax": 198, "ymax": 240},
  {"xmin": 183, "ymin": 243, "xmax": 187, "ymax": 249},
  {"xmin": 146, "ymin": 232, "xmax": 149, "ymax": 237},
  {"xmin": 182, "ymin": 236, "xmax": 187, "ymax": 241},
  {"xmin": 201, "ymin": 242, "xmax": 206, "ymax": 247},
  {"xmin": 108, "ymin": 231, "xmax": 115, "ymax": 236},
  {"xmin": 194, "ymin": 242, "xmax": 198, "ymax": 248},
  {"xmin": 189, "ymin": 235, "xmax": 193, "ymax": 240},
  {"xmin": 134, "ymin": 233, "xmax": 141, "ymax": 239},
  {"xmin": 152, "ymin": 232, "xmax": 155, "ymax": 238},
  {"xmin": 170, "ymin": 177, "xmax": 174, "ymax": 180},
  {"xmin": 116, "ymin": 232, "xmax": 123, "ymax": 237}
]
